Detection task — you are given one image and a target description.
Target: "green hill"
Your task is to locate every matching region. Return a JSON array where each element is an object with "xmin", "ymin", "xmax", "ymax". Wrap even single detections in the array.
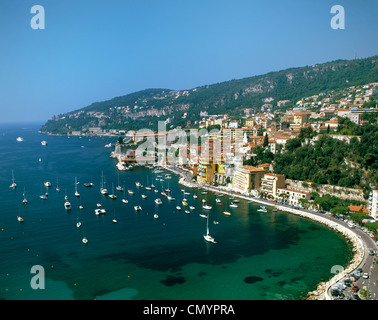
[{"xmin": 40, "ymin": 55, "xmax": 378, "ymax": 134}]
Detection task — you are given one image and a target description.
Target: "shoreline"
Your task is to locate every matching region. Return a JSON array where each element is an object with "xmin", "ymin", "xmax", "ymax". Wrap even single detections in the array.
[{"xmin": 159, "ymin": 165, "xmax": 366, "ymax": 300}]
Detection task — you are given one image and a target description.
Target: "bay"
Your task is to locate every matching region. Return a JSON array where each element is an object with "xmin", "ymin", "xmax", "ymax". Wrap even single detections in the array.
[{"xmin": 0, "ymin": 123, "xmax": 353, "ymax": 300}]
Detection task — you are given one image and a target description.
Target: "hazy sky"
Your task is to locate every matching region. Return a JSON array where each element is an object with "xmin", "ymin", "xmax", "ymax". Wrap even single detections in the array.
[{"xmin": 0, "ymin": 0, "xmax": 377, "ymax": 123}]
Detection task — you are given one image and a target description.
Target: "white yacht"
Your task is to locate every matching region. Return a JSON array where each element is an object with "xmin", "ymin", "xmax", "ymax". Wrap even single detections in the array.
[
  {"xmin": 134, "ymin": 205, "xmax": 142, "ymax": 211},
  {"xmin": 154, "ymin": 214, "xmax": 159, "ymax": 219},
  {"xmin": 17, "ymin": 216, "xmax": 24, "ymax": 222},
  {"xmin": 122, "ymin": 199, "xmax": 128, "ymax": 204},
  {"xmin": 16, "ymin": 137, "xmax": 24, "ymax": 142},
  {"xmin": 141, "ymin": 194, "xmax": 147, "ymax": 199},
  {"xmin": 176, "ymin": 206, "xmax": 181, "ymax": 211},
  {"xmin": 82, "ymin": 237, "xmax": 88, "ymax": 244},
  {"xmin": 64, "ymin": 200, "xmax": 71, "ymax": 211},
  {"xmin": 44, "ymin": 181, "xmax": 52, "ymax": 187},
  {"xmin": 41, "ymin": 140, "xmax": 48, "ymax": 146},
  {"xmin": 128, "ymin": 190, "xmax": 135, "ymax": 195},
  {"xmin": 155, "ymin": 198, "xmax": 162, "ymax": 205}
]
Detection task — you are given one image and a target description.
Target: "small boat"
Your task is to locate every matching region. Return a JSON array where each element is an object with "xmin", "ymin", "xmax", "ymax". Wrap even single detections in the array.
[
  {"xmin": 233, "ymin": 199, "xmax": 239, "ymax": 203},
  {"xmin": 199, "ymin": 213, "xmax": 208, "ymax": 218},
  {"xmin": 189, "ymin": 206, "xmax": 195, "ymax": 210},
  {"xmin": 184, "ymin": 192, "xmax": 190, "ymax": 195},
  {"xmin": 154, "ymin": 189, "xmax": 158, "ymax": 193},
  {"xmin": 176, "ymin": 206, "xmax": 181, "ymax": 211},
  {"xmin": 74, "ymin": 177, "xmax": 80, "ymax": 197},
  {"xmin": 135, "ymin": 181, "xmax": 142, "ymax": 187},
  {"xmin": 203, "ymin": 212, "xmax": 216, "ymax": 243},
  {"xmin": 108, "ymin": 183, "xmax": 117, "ymax": 199},
  {"xmin": 16, "ymin": 137, "xmax": 24, "ymax": 142},
  {"xmin": 112, "ymin": 219, "xmax": 117, "ymax": 223},
  {"xmin": 150, "ymin": 184, "xmax": 155, "ymax": 188},
  {"xmin": 17, "ymin": 216, "xmax": 24, "ymax": 222},
  {"xmin": 79, "ymin": 205, "xmax": 84, "ymax": 210},
  {"xmin": 44, "ymin": 181, "xmax": 52, "ymax": 187},
  {"xmin": 96, "ymin": 203, "xmax": 102, "ymax": 208},
  {"xmin": 40, "ymin": 194, "xmax": 48, "ymax": 200},
  {"xmin": 223, "ymin": 211, "xmax": 231, "ymax": 216},
  {"xmin": 185, "ymin": 210, "xmax": 190, "ymax": 214},
  {"xmin": 122, "ymin": 199, "xmax": 128, "ymax": 204},
  {"xmin": 76, "ymin": 222, "xmax": 81, "ymax": 228},
  {"xmin": 82, "ymin": 237, "xmax": 88, "ymax": 244},
  {"xmin": 193, "ymin": 195, "xmax": 198, "ymax": 199},
  {"xmin": 84, "ymin": 182, "xmax": 94, "ymax": 188},
  {"xmin": 116, "ymin": 173, "xmax": 124, "ymax": 191},
  {"xmin": 41, "ymin": 140, "xmax": 48, "ymax": 146},
  {"xmin": 141, "ymin": 194, "xmax": 147, "ymax": 199},
  {"xmin": 213, "ymin": 221, "xmax": 219, "ymax": 225},
  {"xmin": 134, "ymin": 205, "xmax": 142, "ymax": 211},
  {"xmin": 9, "ymin": 170, "xmax": 16, "ymax": 189},
  {"xmin": 161, "ymin": 192, "xmax": 167, "ymax": 197},
  {"xmin": 257, "ymin": 208, "xmax": 267, "ymax": 213},
  {"xmin": 155, "ymin": 198, "xmax": 162, "ymax": 205},
  {"xmin": 182, "ymin": 201, "xmax": 188, "ymax": 206},
  {"xmin": 203, "ymin": 205, "xmax": 212, "ymax": 210},
  {"xmin": 22, "ymin": 188, "xmax": 27, "ymax": 205},
  {"xmin": 165, "ymin": 189, "xmax": 171, "ymax": 193},
  {"xmin": 215, "ymin": 198, "xmax": 221, "ymax": 203},
  {"xmin": 229, "ymin": 203, "xmax": 238, "ymax": 208},
  {"xmin": 128, "ymin": 190, "xmax": 134, "ymax": 195},
  {"xmin": 154, "ymin": 214, "xmax": 158, "ymax": 219},
  {"xmin": 56, "ymin": 178, "xmax": 61, "ymax": 192},
  {"xmin": 100, "ymin": 171, "xmax": 108, "ymax": 195},
  {"xmin": 64, "ymin": 201, "xmax": 71, "ymax": 210},
  {"xmin": 167, "ymin": 196, "xmax": 175, "ymax": 201},
  {"xmin": 145, "ymin": 186, "xmax": 152, "ymax": 191}
]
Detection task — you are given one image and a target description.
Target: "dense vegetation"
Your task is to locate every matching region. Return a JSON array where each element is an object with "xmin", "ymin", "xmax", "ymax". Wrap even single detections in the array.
[{"xmin": 272, "ymin": 119, "xmax": 378, "ymax": 195}]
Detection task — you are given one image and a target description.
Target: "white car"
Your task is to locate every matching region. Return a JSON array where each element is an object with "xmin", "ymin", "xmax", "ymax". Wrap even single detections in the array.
[{"xmin": 363, "ymin": 273, "xmax": 369, "ymax": 279}]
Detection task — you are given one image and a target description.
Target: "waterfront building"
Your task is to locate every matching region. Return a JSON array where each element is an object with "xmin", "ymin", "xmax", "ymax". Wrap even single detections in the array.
[
  {"xmin": 260, "ymin": 173, "xmax": 286, "ymax": 198},
  {"xmin": 277, "ymin": 188, "xmax": 310, "ymax": 206},
  {"xmin": 231, "ymin": 165, "xmax": 265, "ymax": 194}
]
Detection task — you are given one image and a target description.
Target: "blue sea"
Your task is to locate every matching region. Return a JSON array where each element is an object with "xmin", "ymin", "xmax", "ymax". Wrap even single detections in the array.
[{"xmin": 0, "ymin": 122, "xmax": 353, "ymax": 300}]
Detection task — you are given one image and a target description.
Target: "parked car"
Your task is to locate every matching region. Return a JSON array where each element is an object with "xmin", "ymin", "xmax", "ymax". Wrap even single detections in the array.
[
  {"xmin": 351, "ymin": 286, "xmax": 359, "ymax": 292},
  {"xmin": 369, "ymin": 250, "xmax": 375, "ymax": 256},
  {"xmin": 363, "ymin": 273, "xmax": 369, "ymax": 279}
]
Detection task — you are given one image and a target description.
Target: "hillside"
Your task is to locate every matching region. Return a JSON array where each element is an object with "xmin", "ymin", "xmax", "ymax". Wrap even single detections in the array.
[{"xmin": 40, "ymin": 55, "xmax": 378, "ymax": 134}]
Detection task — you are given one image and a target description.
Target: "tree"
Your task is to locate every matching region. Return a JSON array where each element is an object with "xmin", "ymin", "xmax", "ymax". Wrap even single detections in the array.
[{"xmin": 263, "ymin": 133, "xmax": 269, "ymax": 147}]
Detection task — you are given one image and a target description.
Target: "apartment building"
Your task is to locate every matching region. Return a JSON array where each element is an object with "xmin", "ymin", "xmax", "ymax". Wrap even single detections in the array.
[
  {"xmin": 260, "ymin": 173, "xmax": 285, "ymax": 197},
  {"xmin": 231, "ymin": 165, "xmax": 265, "ymax": 194}
]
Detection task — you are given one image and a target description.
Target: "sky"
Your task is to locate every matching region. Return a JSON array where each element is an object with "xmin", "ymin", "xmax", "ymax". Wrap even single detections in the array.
[{"xmin": 0, "ymin": 0, "xmax": 377, "ymax": 123}]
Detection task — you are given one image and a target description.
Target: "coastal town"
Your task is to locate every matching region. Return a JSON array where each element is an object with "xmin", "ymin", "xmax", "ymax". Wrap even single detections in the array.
[
  {"xmin": 105, "ymin": 82, "xmax": 378, "ymax": 220},
  {"xmin": 42, "ymin": 80, "xmax": 378, "ymax": 300}
]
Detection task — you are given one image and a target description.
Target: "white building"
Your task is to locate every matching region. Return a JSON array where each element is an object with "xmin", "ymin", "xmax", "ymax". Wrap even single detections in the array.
[
  {"xmin": 277, "ymin": 188, "xmax": 310, "ymax": 206},
  {"xmin": 368, "ymin": 190, "xmax": 378, "ymax": 220}
]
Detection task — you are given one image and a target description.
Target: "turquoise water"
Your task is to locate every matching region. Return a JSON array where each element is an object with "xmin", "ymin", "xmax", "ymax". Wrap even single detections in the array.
[{"xmin": 0, "ymin": 123, "xmax": 353, "ymax": 300}]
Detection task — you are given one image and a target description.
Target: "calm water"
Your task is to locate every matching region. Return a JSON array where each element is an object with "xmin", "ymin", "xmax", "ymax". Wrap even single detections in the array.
[{"xmin": 0, "ymin": 123, "xmax": 353, "ymax": 300}]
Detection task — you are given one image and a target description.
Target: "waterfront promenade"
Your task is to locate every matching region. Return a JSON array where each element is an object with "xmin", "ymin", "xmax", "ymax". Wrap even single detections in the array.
[{"xmin": 161, "ymin": 165, "xmax": 378, "ymax": 300}]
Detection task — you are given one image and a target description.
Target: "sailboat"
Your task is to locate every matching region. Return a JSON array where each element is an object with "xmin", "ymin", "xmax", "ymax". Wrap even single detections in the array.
[
  {"xmin": 112, "ymin": 209, "xmax": 118, "ymax": 223},
  {"xmin": 22, "ymin": 187, "xmax": 28, "ymax": 205},
  {"xmin": 9, "ymin": 170, "xmax": 16, "ymax": 189},
  {"xmin": 108, "ymin": 183, "xmax": 117, "ymax": 199},
  {"xmin": 74, "ymin": 177, "xmax": 80, "ymax": 197},
  {"xmin": 202, "ymin": 193, "xmax": 212, "ymax": 210},
  {"xmin": 203, "ymin": 211, "xmax": 216, "ymax": 243},
  {"xmin": 116, "ymin": 173, "xmax": 124, "ymax": 192},
  {"xmin": 100, "ymin": 171, "xmax": 108, "ymax": 195},
  {"xmin": 56, "ymin": 177, "xmax": 61, "ymax": 192}
]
